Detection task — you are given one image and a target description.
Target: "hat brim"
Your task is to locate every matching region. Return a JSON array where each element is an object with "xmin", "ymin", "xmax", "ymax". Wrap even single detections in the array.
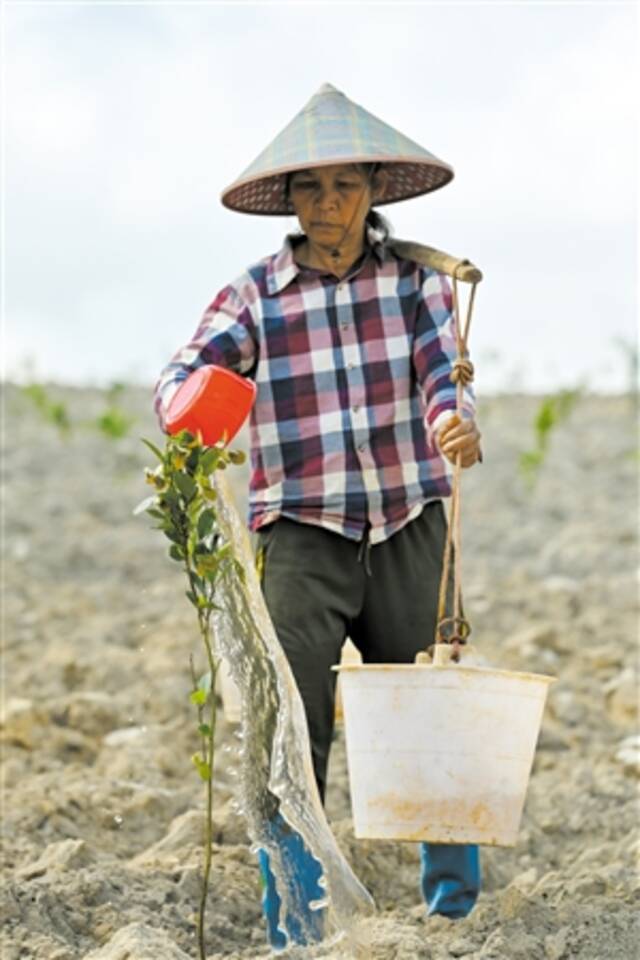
[{"xmin": 220, "ymin": 156, "xmax": 454, "ymax": 216}]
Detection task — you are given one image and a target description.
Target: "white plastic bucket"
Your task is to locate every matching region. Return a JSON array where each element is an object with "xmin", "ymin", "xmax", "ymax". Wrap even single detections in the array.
[
  {"xmin": 334, "ymin": 639, "xmax": 363, "ymax": 724},
  {"xmin": 334, "ymin": 661, "xmax": 554, "ymax": 847}
]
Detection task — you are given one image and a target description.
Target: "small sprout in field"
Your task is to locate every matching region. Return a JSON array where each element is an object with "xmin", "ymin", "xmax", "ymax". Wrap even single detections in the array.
[
  {"xmin": 22, "ymin": 383, "xmax": 71, "ymax": 435},
  {"xmin": 107, "ymin": 381, "xmax": 126, "ymax": 403},
  {"xmin": 23, "ymin": 383, "xmax": 47, "ymax": 407},
  {"xmin": 518, "ymin": 388, "xmax": 582, "ymax": 488},
  {"xmin": 518, "ymin": 450, "xmax": 544, "ymax": 482},
  {"xmin": 95, "ymin": 407, "xmax": 134, "ymax": 440},
  {"xmin": 94, "ymin": 383, "xmax": 135, "ymax": 439},
  {"xmin": 49, "ymin": 402, "xmax": 71, "ymax": 432}
]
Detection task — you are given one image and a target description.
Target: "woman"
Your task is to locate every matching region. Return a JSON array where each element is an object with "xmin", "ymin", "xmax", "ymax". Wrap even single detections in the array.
[{"xmin": 154, "ymin": 84, "xmax": 482, "ymax": 949}]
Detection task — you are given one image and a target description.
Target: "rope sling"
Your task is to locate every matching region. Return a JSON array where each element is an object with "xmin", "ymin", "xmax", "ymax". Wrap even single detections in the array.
[
  {"xmin": 436, "ymin": 262, "xmax": 479, "ymax": 661},
  {"xmin": 390, "ymin": 242, "xmax": 482, "ymax": 662}
]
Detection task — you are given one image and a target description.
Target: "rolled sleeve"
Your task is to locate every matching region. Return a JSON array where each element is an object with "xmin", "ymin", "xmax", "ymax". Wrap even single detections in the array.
[{"xmin": 153, "ymin": 284, "xmax": 258, "ymax": 430}]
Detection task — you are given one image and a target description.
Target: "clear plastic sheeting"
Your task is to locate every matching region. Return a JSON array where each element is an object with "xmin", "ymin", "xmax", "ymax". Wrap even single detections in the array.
[{"xmin": 211, "ymin": 472, "xmax": 375, "ymax": 946}]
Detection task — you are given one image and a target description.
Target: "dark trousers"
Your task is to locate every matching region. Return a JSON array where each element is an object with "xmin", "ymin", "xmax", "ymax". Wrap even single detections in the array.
[
  {"xmin": 257, "ymin": 502, "xmax": 450, "ymax": 802},
  {"xmin": 256, "ymin": 504, "xmax": 481, "ymax": 940}
]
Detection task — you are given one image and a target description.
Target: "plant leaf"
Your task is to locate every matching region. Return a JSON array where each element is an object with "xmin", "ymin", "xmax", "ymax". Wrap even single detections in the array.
[
  {"xmin": 190, "ymin": 689, "xmax": 207, "ymax": 706},
  {"xmin": 196, "ymin": 761, "xmax": 211, "ymax": 781},
  {"xmin": 185, "ymin": 590, "xmax": 199, "ymax": 608},
  {"xmin": 191, "ymin": 752, "xmax": 211, "ymax": 781},
  {"xmin": 200, "ymin": 449, "xmax": 221, "ymax": 474},
  {"xmin": 160, "ymin": 488, "xmax": 179, "ymax": 508},
  {"xmin": 203, "ymin": 601, "xmax": 222, "ymax": 612},
  {"xmin": 198, "ymin": 723, "xmax": 211, "ymax": 737},
  {"xmin": 163, "ymin": 526, "xmax": 183, "ymax": 545},
  {"xmin": 186, "ymin": 450, "xmax": 200, "ymax": 472},
  {"xmin": 175, "ymin": 429, "xmax": 196, "ymax": 446},
  {"xmin": 197, "ymin": 509, "xmax": 216, "ymax": 539},
  {"xmin": 133, "ymin": 495, "xmax": 157, "ymax": 516},
  {"xmin": 190, "ymin": 572, "xmax": 205, "ymax": 594},
  {"xmin": 196, "ymin": 554, "xmax": 219, "ymax": 573},
  {"xmin": 196, "ymin": 560, "xmax": 221, "ymax": 583},
  {"xmin": 216, "ymin": 542, "xmax": 232, "ymax": 562},
  {"xmin": 141, "ymin": 437, "xmax": 165, "ymax": 461},
  {"xmin": 187, "ymin": 500, "xmax": 204, "ymax": 525},
  {"xmin": 174, "ymin": 473, "xmax": 197, "ymax": 500}
]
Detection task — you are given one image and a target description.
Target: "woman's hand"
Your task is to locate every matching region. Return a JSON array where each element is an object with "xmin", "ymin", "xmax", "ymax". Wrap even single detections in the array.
[{"xmin": 437, "ymin": 414, "xmax": 482, "ymax": 468}]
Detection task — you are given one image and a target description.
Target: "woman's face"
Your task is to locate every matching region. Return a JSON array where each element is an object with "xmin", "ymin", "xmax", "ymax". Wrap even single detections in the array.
[{"xmin": 288, "ymin": 164, "xmax": 374, "ymax": 250}]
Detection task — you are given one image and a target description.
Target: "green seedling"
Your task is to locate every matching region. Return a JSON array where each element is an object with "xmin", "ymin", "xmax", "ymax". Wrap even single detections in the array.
[
  {"xmin": 519, "ymin": 388, "xmax": 582, "ymax": 487},
  {"xmin": 22, "ymin": 383, "xmax": 71, "ymax": 435},
  {"xmin": 107, "ymin": 381, "xmax": 126, "ymax": 403},
  {"xmin": 95, "ymin": 407, "xmax": 134, "ymax": 439},
  {"xmin": 135, "ymin": 429, "xmax": 245, "ymax": 960},
  {"xmin": 94, "ymin": 382, "xmax": 135, "ymax": 439}
]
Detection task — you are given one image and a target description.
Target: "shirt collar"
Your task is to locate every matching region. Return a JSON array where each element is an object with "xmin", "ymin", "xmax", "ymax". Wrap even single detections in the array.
[{"xmin": 265, "ymin": 226, "xmax": 387, "ymax": 296}]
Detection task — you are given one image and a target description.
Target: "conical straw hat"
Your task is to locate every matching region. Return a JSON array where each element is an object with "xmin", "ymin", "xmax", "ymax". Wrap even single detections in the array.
[{"xmin": 221, "ymin": 83, "xmax": 454, "ymax": 216}]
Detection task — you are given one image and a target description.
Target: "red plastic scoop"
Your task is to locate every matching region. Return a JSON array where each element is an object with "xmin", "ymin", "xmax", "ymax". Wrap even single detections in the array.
[{"xmin": 165, "ymin": 365, "xmax": 257, "ymax": 446}]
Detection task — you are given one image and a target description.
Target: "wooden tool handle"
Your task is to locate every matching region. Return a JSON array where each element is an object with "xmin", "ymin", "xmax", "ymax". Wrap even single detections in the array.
[{"xmin": 389, "ymin": 239, "xmax": 483, "ymax": 284}]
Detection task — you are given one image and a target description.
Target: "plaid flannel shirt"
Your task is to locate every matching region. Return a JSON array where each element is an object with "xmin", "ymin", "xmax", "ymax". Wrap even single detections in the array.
[{"xmin": 154, "ymin": 233, "xmax": 475, "ymax": 544}]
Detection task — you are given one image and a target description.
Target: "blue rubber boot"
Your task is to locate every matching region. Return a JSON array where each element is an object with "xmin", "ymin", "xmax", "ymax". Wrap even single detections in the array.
[
  {"xmin": 257, "ymin": 816, "xmax": 326, "ymax": 950},
  {"xmin": 420, "ymin": 843, "xmax": 481, "ymax": 919}
]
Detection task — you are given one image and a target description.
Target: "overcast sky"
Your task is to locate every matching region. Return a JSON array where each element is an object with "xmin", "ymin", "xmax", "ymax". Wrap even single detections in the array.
[{"xmin": 4, "ymin": 1, "xmax": 638, "ymax": 394}]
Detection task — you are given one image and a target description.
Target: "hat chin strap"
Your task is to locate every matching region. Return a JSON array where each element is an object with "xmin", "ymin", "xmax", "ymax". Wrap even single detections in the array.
[{"xmin": 327, "ymin": 167, "xmax": 376, "ymax": 266}]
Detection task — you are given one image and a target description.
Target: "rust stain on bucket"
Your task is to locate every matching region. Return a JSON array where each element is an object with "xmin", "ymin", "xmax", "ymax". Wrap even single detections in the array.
[{"xmin": 366, "ymin": 791, "xmax": 519, "ymax": 846}]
